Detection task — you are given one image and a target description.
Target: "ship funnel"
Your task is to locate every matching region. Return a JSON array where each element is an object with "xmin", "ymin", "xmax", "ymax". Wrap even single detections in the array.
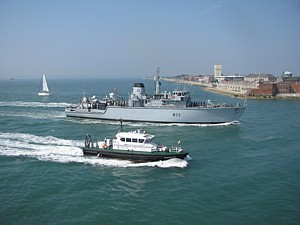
[{"xmin": 132, "ymin": 83, "xmax": 145, "ymax": 98}]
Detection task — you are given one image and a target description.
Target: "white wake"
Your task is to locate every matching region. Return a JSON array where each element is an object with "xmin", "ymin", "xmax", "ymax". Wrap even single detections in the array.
[{"xmin": 0, "ymin": 101, "xmax": 68, "ymax": 108}]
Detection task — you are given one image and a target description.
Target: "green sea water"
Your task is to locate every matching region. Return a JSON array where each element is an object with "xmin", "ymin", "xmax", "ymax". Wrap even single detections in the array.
[{"xmin": 0, "ymin": 78, "xmax": 299, "ymax": 224}]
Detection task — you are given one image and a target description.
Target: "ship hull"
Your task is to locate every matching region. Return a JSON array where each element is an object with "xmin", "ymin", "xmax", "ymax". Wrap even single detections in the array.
[
  {"xmin": 82, "ymin": 147, "xmax": 188, "ymax": 162},
  {"xmin": 66, "ymin": 106, "xmax": 246, "ymax": 124}
]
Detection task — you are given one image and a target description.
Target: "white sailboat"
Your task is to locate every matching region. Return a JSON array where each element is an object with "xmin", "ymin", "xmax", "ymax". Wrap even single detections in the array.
[{"xmin": 38, "ymin": 73, "xmax": 50, "ymax": 96}]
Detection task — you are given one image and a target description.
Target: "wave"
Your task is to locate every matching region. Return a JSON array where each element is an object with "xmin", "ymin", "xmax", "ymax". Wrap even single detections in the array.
[
  {"xmin": 66, "ymin": 118, "xmax": 240, "ymax": 127},
  {"xmin": 0, "ymin": 111, "xmax": 66, "ymax": 120},
  {"xmin": 0, "ymin": 132, "xmax": 188, "ymax": 168},
  {"xmin": 128, "ymin": 121, "xmax": 240, "ymax": 127},
  {"xmin": 0, "ymin": 101, "xmax": 68, "ymax": 108}
]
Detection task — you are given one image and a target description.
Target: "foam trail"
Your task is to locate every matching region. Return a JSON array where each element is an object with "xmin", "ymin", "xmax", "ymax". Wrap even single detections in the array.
[
  {"xmin": 0, "ymin": 132, "xmax": 188, "ymax": 168},
  {"xmin": 0, "ymin": 132, "xmax": 83, "ymax": 157},
  {"xmin": 67, "ymin": 118, "xmax": 240, "ymax": 127},
  {"xmin": 125, "ymin": 158, "xmax": 188, "ymax": 168},
  {"xmin": 0, "ymin": 111, "xmax": 66, "ymax": 120},
  {"xmin": 0, "ymin": 101, "xmax": 68, "ymax": 108}
]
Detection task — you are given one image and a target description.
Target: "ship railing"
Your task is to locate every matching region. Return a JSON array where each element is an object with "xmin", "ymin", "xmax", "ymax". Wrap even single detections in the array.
[{"xmin": 188, "ymin": 101, "xmax": 246, "ymax": 108}]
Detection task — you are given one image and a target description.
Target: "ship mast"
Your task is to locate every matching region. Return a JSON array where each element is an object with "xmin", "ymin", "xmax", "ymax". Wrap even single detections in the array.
[{"xmin": 154, "ymin": 66, "xmax": 161, "ymax": 95}]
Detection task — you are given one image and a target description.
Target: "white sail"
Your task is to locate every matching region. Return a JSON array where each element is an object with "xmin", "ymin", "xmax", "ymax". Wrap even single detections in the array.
[
  {"xmin": 38, "ymin": 73, "xmax": 50, "ymax": 96},
  {"xmin": 42, "ymin": 74, "xmax": 49, "ymax": 92}
]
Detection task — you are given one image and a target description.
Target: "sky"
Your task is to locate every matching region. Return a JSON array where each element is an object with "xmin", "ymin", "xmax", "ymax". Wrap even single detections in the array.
[{"xmin": 0, "ymin": 0, "xmax": 299, "ymax": 79}]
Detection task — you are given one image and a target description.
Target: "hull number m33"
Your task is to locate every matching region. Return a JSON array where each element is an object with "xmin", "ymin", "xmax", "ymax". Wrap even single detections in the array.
[{"xmin": 173, "ymin": 113, "xmax": 181, "ymax": 117}]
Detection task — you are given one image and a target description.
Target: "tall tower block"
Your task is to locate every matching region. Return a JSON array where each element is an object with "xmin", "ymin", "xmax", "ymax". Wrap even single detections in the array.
[{"xmin": 214, "ymin": 64, "xmax": 222, "ymax": 77}]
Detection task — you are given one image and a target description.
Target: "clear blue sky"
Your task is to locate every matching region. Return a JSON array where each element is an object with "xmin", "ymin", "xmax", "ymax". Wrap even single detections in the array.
[{"xmin": 0, "ymin": 0, "xmax": 299, "ymax": 78}]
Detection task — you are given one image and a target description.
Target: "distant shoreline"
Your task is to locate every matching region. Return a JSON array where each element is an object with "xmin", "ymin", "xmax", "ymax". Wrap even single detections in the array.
[
  {"xmin": 162, "ymin": 77, "xmax": 243, "ymax": 97},
  {"xmin": 163, "ymin": 78, "xmax": 300, "ymax": 99}
]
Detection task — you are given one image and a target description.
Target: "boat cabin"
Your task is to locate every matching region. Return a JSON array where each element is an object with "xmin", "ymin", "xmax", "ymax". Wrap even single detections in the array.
[
  {"xmin": 171, "ymin": 90, "xmax": 191, "ymax": 102},
  {"xmin": 112, "ymin": 130, "xmax": 158, "ymax": 152}
]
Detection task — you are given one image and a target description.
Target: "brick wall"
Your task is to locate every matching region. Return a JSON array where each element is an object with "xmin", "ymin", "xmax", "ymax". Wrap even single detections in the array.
[
  {"xmin": 250, "ymin": 83, "xmax": 276, "ymax": 96},
  {"xmin": 277, "ymin": 82, "xmax": 291, "ymax": 93},
  {"xmin": 290, "ymin": 82, "xmax": 300, "ymax": 93}
]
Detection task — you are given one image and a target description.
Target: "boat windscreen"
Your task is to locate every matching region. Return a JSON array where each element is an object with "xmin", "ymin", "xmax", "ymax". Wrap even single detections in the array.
[{"xmin": 144, "ymin": 139, "xmax": 153, "ymax": 143}]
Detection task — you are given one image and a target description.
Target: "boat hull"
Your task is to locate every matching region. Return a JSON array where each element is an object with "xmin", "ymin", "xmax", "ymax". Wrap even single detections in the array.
[
  {"xmin": 66, "ymin": 105, "xmax": 246, "ymax": 124},
  {"xmin": 38, "ymin": 92, "xmax": 50, "ymax": 96},
  {"xmin": 82, "ymin": 147, "xmax": 188, "ymax": 162}
]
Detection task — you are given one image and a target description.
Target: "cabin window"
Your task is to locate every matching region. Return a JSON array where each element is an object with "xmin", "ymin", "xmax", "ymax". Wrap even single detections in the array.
[
  {"xmin": 126, "ymin": 138, "xmax": 131, "ymax": 142},
  {"xmin": 120, "ymin": 138, "xmax": 125, "ymax": 142},
  {"xmin": 132, "ymin": 138, "xmax": 137, "ymax": 143},
  {"xmin": 138, "ymin": 139, "xmax": 144, "ymax": 143}
]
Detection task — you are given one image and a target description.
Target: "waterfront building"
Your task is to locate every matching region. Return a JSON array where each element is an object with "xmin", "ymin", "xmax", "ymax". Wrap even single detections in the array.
[
  {"xmin": 244, "ymin": 73, "xmax": 277, "ymax": 83},
  {"xmin": 216, "ymin": 80, "xmax": 258, "ymax": 94},
  {"xmin": 277, "ymin": 82, "xmax": 292, "ymax": 94},
  {"xmin": 282, "ymin": 71, "xmax": 293, "ymax": 78},
  {"xmin": 249, "ymin": 83, "xmax": 277, "ymax": 96},
  {"xmin": 189, "ymin": 75, "xmax": 211, "ymax": 83},
  {"xmin": 213, "ymin": 64, "xmax": 244, "ymax": 82}
]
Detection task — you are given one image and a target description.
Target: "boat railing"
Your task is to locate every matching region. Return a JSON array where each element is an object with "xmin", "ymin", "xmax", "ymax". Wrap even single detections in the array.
[{"xmin": 170, "ymin": 146, "xmax": 183, "ymax": 152}]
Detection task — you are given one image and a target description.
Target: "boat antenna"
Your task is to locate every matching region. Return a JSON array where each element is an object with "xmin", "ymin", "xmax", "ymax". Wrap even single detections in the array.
[{"xmin": 120, "ymin": 119, "xmax": 123, "ymax": 132}]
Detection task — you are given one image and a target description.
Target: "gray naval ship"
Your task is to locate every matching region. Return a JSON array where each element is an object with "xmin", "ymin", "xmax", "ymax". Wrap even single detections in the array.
[{"xmin": 65, "ymin": 68, "xmax": 247, "ymax": 124}]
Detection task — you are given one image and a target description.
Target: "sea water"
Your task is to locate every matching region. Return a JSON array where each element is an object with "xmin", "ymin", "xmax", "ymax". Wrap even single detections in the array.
[{"xmin": 0, "ymin": 78, "xmax": 299, "ymax": 224}]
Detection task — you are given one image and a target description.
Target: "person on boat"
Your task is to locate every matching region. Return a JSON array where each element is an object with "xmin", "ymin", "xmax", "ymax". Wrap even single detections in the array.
[{"xmin": 103, "ymin": 138, "xmax": 108, "ymax": 149}]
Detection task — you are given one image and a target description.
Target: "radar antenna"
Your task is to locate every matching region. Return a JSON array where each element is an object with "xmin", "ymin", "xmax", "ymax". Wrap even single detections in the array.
[{"xmin": 154, "ymin": 66, "xmax": 161, "ymax": 95}]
